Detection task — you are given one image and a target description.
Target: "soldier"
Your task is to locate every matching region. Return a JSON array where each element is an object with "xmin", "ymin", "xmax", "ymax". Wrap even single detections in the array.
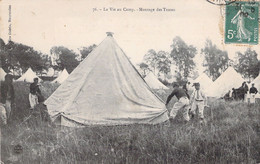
[
  {"xmin": 190, "ymin": 83, "xmax": 207, "ymax": 124},
  {"xmin": 249, "ymin": 83, "xmax": 258, "ymax": 104},
  {"xmin": 0, "ymin": 74, "xmax": 15, "ymax": 122},
  {"xmin": 29, "ymin": 78, "xmax": 41, "ymax": 109},
  {"xmin": 166, "ymin": 82, "xmax": 190, "ymax": 123}
]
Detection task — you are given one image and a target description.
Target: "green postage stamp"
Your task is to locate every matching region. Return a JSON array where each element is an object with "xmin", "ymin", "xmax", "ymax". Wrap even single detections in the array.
[{"xmin": 225, "ymin": 1, "xmax": 259, "ymax": 44}]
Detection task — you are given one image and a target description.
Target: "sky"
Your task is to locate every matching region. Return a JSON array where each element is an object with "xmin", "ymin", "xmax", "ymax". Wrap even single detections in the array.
[{"xmin": 0, "ymin": 0, "xmax": 259, "ymax": 73}]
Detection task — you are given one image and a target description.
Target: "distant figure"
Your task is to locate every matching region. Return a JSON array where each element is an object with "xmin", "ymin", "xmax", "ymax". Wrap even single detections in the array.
[
  {"xmin": 249, "ymin": 83, "xmax": 258, "ymax": 94},
  {"xmin": 224, "ymin": 90, "xmax": 233, "ymax": 101},
  {"xmin": 233, "ymin": 82, "xmax": 249, "ymax": 101},
  {"xmin": 249, "ymin": 83, "xmax": 258, "ymax": 104},
  {"xmin": 165, "ymin": 82, "xmax": 190, "ymax": 123},
  {"xmin": 0, "ymin": 74, "xmax": 15, "ymax": 122},
  {"xmin": 29, "ymin": 78, "xmax": 41, "ymax": 109},
  {"xmin": 190, "ymin": 83, "xmax": 207, "ymax": 123},
  {"xmin": 182, "ymin": 81, "xmax": 190, "ymax": 99}
]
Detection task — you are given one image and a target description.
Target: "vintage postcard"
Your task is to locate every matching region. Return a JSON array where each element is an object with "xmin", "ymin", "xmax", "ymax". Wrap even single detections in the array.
[{"xmin": 0, "ymin": 0, "xmax": 259, "ymax": 163}]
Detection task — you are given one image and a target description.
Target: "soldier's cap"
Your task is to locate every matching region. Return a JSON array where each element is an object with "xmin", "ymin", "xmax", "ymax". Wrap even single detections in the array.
[{"xmin": 194, "ymin": 82, "xmax": 200, "ymax": 86}]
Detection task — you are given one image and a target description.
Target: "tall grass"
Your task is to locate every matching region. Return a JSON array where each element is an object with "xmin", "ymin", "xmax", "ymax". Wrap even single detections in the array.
[{"xmin": 1, "ymin": 82, "xmax": 260, "ymax": 163}]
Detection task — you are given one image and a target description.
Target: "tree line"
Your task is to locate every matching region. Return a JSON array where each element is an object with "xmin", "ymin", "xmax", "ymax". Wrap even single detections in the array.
[
  {"xmin": 0, "ymin": 37, "xmax": 259, "ymax": 82},
  {"xmin": 0, "ymin": 38, "xmax": 96, "ymax": 75},
  {"xmin": 138, "ymin": 37, "xmax": 260, "ymax": 83}
]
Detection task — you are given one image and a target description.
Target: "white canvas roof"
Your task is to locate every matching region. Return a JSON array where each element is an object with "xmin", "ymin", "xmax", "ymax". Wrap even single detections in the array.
[
  {"xmin": 252, "ymin": 74, "xmax": 260, "ymax": 91},
  {"xmin": 192, "ymin": 73, "xmax": 213, "ymax": 90},
  {"xmin": 0, "ymin": 68, "xmax": 7, "ymax": 81},
  {"xmin": 16, "ymin": 68, "xmax": 42, "ymax": 83},
  {"xmin": 206, "ymin": 67, "xmax": 245, "ymax": 97},
  {"xmin": 52, "ymin": 69, "xmax": 69, "ymax": 84},
  {"xmin": 144, "ymin": 72, "xmax": 168, "ymax": 89},
  {"xmin": 45, "ymin": 34, "xmax": 169, "ymax": 127}
]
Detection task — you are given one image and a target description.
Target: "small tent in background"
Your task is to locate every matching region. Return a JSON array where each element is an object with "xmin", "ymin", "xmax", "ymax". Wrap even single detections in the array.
[
  {"xmin": 45, "ymin": 33, "xmax": 168, "ymax": 127},
  {"xmin": 16, "ymin": 68, "xmax": 42, "ymax": 83},
  {"xmin": 251, "ymin": 74, "xmax": 260, "ymax": 91},
  {"xmin": 192, "ymin": 73, "xmax": 213, "ymax": 90},
  {"xmin": 52, "ymin": 69, "xmax": 69, "ymax": 84},
  {"xmin": 0, "ymin": 68, "xmax": 7, "ymax": 81},
  {"xmin": 206, "ymin": 67, "xmax": 245, "ymax": 97},
  {"xmin": 144, "ymin": 72, "xmax": 168, "ymax": 90}
]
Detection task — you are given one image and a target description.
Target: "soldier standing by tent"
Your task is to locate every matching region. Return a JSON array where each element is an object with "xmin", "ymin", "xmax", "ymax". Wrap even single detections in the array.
[
  {"xmin": 165, "ymin": 82, "xmax": 190, "ymax": 123},
  {"xmin": 190, "ymin": 83, "xmax": 207, "ymax": 124},
  {"xmin": 0, "ymin": 74, "xmax": 15, "ymax": 123},
  {"xmin": 29, "ymin": 78, "xmax": 42, "ymax": 109}
]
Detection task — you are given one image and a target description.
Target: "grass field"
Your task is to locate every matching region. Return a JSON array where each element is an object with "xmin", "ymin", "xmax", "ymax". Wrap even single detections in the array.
[{"xmin": 1, "ymin": 82, "xmax": 260, "ymax": 163}]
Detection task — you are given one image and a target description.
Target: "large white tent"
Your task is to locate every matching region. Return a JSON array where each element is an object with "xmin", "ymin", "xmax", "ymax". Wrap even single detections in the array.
[
  {"xmin": 45, "ymin": 33, "xmax": 169, "ymax": 127},
  {"xmin": 144, "ymin": 72, "xmax": 168, "ymax": 90},
  {"xmin": 192, "ymin": 73, "xmax": 213, "ymax": 90},
  {"xmin": 206, "ymin": 67, "xmax": 245, "ymax": 97},
  {"xmin": 0, "ymin": 68, "xmax": 7, "ymax": 81},
  {"xmin": 16, "ymin": 68, "xmax": 42, "ymax": 83},
  {"xmin": 52, "ymin": 69, "xmax": 69, "ymax": 84}
]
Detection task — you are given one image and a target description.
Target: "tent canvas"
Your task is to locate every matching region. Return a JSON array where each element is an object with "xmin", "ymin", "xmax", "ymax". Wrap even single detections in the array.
[
  {"xmin": 52, "ymin": 69, "xmax": 69, "ymax": 84},
  {"xmin": 252, "ymin": 74, "xmax": 260, "ymax": 91},
  {"xmin": 0, "ymin": 68, "xmax": 7, "ymax": 81},
  {"xmin": 192, "ymin": 73, "xmax": 213, "ymax": 90},
  {"xmin": 45, "ymin": 34, "xmax": 169, "ymax": 127},
  {"xmin": 16, "ymin": 68, "xmax": 42, "ymax": 83},
  {"xmin": 144, "ymin": 72, "xmax": 168, "ymax": 89},
  {"xmin": 206, "ymin": 67, "xmax": 245, "ymax": 97}
]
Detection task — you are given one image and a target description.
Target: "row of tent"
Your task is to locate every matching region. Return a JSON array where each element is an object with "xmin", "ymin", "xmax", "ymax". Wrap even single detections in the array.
[
  {"xmin": 0, "ymin": 67, "xmax": 69, "ymax": 84},
  {"xmin": 1, "ymin": 66, "xmax": 168, "ymax": 89},
  {"xmin": 1, "ymin": 33, "xmax": 259, "ymax": 127},
  {"xmin": 193, "ymin": 67, "xmax": 260, "ymax": 98},
  {"xmin": 142, "ymin": 66, "xmax": 258, "ymax": 98}
]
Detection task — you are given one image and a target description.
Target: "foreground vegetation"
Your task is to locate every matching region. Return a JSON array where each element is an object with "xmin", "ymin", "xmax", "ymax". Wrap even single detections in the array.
[{"xmin": 1, "ymin": 82, "xmax": 260, "ymax": 163}]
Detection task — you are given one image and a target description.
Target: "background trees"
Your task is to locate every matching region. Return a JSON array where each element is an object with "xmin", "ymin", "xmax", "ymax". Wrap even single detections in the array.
[
  {"xmin": 79, "ymin": 44, "xmax": 97, "ymax": 61},
  {"xmin": 0, "ymin": 39, "xmax": 97, "ymax": 76},
  {"xmin": 142, "ymin": 49, "xmax": 171, "ymax": 79},
  {"xmin": 50, "ymin": 46, "xmax": 79, "ymax": 73},
  {"xmin": 170, "ymin": 36, "xmax": 197, "ymax": 81},
  {"xmin": 201, "ymin": 39, "xmax": 229, "ymax": 80},
  {"xmin": 143, "ymin": 49, "xmax": 158, "ymax": 74},
  {"xmin": 140, "ymin": 37, "xmax": 197, "ymax": 83},
  {"xmin": 138, "ymin": 62, "xmax": 150, "ymax": 77},
  {"xmin": 0, "ymin": 39, "xmax": 47, "ymax": 74},
  {"xmin": 1, "ymin": 37, "xmax": 259, "ymax": 83},
  {"xmin": 235, "ymin": 48, "xmax": 259, "ymax": 81}
]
